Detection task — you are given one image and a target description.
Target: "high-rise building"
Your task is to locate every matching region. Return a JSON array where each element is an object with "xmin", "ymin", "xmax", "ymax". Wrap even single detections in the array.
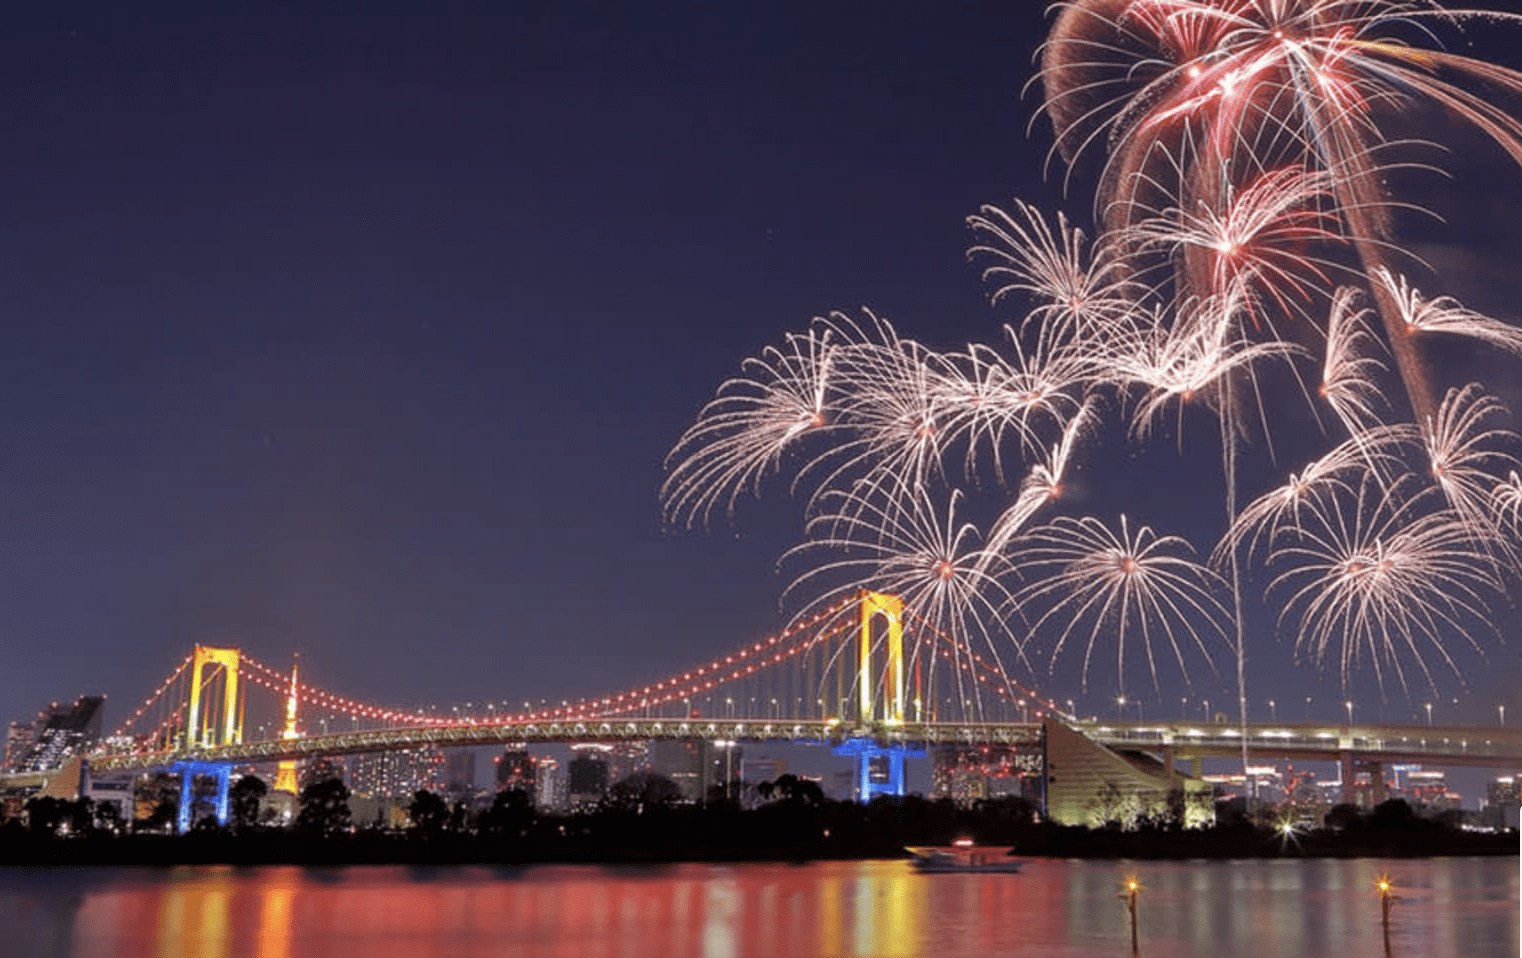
[
  {"xmin": 299, "ymin": 756, "xmax": 348, "ymax": 792},
  {"xmin": 608, "ymin": 742, "xmax": 651, "ymax": 783},
  {"xmin": 4, "ymin": 722, "xmax": 36, "ymax": 773},
  {"xmin": 1483, "ymin": 775, "xmax": 1520, "ymax": 829},
  {"xmin": 444, "ymin": 749, "xmax": 478, "ymax": 801},
  {"xmin": 534, "ymin": 756, "xmax": 564, "ymax": 810},
  {"xmin": 349, "ymin": 748, "xmax": 443, "ymax": 799},
  {"xmin": 745, "ymin": 755, "xmax": 787, "ymax": 785},
  {"xmin": 496, "ymin": 747, "xmax": 536, "ymax": 794},
  {"xmin": 567, "ymin": 746, "xmax": 611, "ymax": 807},
  {"xmin": 14, "ymin": 696, "xmax": 105, "ymax": 773},
  {"xmin": 648, "ymin": 740, "xmax": 741, "ymax": 801}
]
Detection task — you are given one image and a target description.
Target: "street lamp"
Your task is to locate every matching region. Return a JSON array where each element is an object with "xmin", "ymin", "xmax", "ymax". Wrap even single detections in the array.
[
  {"xmin": 1268, "ymin": 699, "xmax": 1277, "ymax": 723},
  {"xmin": 1180, "ymin": 696, "xmax": 1188, "ymax": 719},
  {"xmin": 1500, "ymin": 705, "xmax": 1506, "ymax": 727},
  {"xmin": 1344, "ymin": 700, "xmax": 1354, "ymax": 725},
  {"xmin": 1424, "ymin": 702, "xmax": 1433, "ymax": 726}
]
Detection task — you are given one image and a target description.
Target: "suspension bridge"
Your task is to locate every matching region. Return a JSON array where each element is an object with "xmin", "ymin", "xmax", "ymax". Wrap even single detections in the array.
[{"xmin": 5, "ymin": 590, "xmax": 1521, "ymax": 830}]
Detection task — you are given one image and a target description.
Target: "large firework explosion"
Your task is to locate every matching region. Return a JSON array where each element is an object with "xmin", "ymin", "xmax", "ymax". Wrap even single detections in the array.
[{"xmin": 662, "ymin": 0, "xmax": 1522, "ymax": 722}]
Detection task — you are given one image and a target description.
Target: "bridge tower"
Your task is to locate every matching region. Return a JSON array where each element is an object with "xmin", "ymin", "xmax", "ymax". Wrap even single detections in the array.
[
  {"xmin": 834, "ymin": 590, "xmax": 922, "ymax": 801},
  {"xmin": 174, "ymin": 645, "xmax": 242, "ymax": 832},
  {"xmin": 273, "ymin": 655, "xmax": 301, "ymax": 795}
]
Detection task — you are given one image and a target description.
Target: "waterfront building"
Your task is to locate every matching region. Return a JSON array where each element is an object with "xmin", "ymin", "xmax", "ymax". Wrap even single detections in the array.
[{"xmin": 13, "ymin": 696, "xmax": 105, "ymax": 773}]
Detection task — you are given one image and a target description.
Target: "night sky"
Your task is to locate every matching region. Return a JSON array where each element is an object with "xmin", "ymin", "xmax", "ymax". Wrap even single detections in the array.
[{"xmin": 3, "ymin": 2, "xmax": 1520, "ymax": 750}]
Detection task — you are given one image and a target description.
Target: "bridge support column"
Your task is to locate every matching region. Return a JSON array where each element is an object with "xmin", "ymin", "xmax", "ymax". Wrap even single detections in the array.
[
  {"xmin": 173, "ymin": 761, "xmax": 233, "ymax": 833},
  {"xmin": 832, "ymin": 740, "xmax": 924, "ymax": 802},
  {"xmin": 1340, "ymin": 752, "xmax": 1356, "ymax": 806},
  {"xmin": 1368, "ymin": 761, "xmax": 1387, "ymax": 805},
  {"xmin": 1162, "ymin": 747, "xmax": 1175, "ymax": 787}
]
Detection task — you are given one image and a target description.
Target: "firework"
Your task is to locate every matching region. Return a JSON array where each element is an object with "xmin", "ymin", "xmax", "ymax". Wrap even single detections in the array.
[
  {"xmin": 1267, "ymin": 470, "xmax": 1500, "ymax": 692},
  {"xmin": 661, "ymin": 325, "xmax": 834, "ymax": 529},
  {"xmin": 967, "ymin": 198, "xmax": 1143, "ymax": 345},
  {"xmin": 1112, "ymin": 279, "xmax": 1306, "ymax": 439},
  {"xmin": 1123, "ymin": 164, "xmax": 1345, "ymax": 318},
  {"xmin": 1213, "ymin": 426, "xmax": 1408, "ymax": 566},
  {"xmin": 1038, "ymin": 0, "xmax": 1522, "ymax": 419},
  {"xmin": 1320, "ymin": 285, "xmax": 1390, "ymax": 440},
  {"xmin": 783, "ymin": 481, "xmax": 1026, "ymax": 717},
  {"xmin": 1422, "ymin": 382, "xmax": 1520, "ymax": 539},
  {"xmin": 933, "ymin": 330, "xmax": 1094, "ymax": 482},
  {"xmin": 1375, "ymin": 267, "xmax": 1522, "ymax": 358},
  {"xmin": 984, "ymin": 397, "xmax": 1098, "ymax": 559},
  {"xmin": 1013, "ymin": 513, "xmax": 1232, "ymax": 693}
]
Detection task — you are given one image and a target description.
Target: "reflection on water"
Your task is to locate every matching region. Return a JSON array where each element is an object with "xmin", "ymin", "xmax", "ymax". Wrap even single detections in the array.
[{"xmin": 0, "ymin": 857, "xmax": 1514, "ymax": 958}]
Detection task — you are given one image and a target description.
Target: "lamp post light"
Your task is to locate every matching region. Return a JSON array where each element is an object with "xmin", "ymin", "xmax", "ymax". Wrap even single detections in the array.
[
  {"xmin": 1499, "ymin": 705, "xmax": 1506, "ymax": 727},
  {"xmin": 1424, "ymin": 702, "xmax": 1433, "ymax": 727},
  {"xmin": 1344, "ymin": 700, "xmax": 1354, "ymax": 726},
  {"xmin": 1180, "ymin": 696, "xmax": 1188, "ymax": 719},
  {"xmin": 1268, "ymin": 699, "xmax": 1277, "ymax": 723}
]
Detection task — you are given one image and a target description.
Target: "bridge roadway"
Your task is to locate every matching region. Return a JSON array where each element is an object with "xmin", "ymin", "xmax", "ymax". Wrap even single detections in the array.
[
  {"xmin": 1084, "ymin": 719, "xmax": 1522, "ymax": 769},
  {"xmin": 49, "ymin": 716, "xmax": 1522, "ymax": 777}
]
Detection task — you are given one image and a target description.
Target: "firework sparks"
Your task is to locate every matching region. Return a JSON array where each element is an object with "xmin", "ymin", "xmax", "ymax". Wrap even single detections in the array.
[
  {"xmin": 1422, "ymin": 383, "xmax": 1521, "ymax": 544},
  {"xmin": 1213, "ymin": 426, "xmax": 1408, "ymax": 566},
  {"xmin": 1267, "ymin": 471, "xmax": 1500, "ymax": 692},
  {"xmin": 783, "ymin": 481, "xmax": 1027, "ymax": 717},
  {"xmin": 1375, "ymin": 267, "xmax": 1522, "ymax": 358},
  {"xmin": 1013, "ymin": 513, "xmax": 1232, "ymax": 693},
  {"xmin": 967, "ymin": 198, "xmax": 1143, "ymax": 344},
  {"xmin": 661, "ymin": 325, "xmax": 834, "ymax": 529},
  {"xmin": 1321, "ymin": 285, "xmax": 1390, "ymax": 439}
]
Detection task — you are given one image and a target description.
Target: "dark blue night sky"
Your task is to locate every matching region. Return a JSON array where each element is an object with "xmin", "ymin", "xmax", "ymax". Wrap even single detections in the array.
[{"xmin": 2, "ymin": 1, "xmax": 1519, "ymax": 744}]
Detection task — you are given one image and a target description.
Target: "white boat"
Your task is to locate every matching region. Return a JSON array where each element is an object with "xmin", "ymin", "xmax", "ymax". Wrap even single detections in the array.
[{"xmin": 905, "ymin": 840, "xmax": 1024, "ymax": 873}]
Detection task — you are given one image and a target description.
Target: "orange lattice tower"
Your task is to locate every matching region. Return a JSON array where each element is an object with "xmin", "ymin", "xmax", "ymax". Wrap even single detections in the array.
[{"xmin": 273, "ymin": 655, "xmax": 301, "ymax": 794}]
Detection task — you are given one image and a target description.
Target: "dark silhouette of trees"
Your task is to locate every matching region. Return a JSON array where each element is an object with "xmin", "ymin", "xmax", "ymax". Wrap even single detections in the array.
[
  {"xmin": 757, "ymin": 774, "xmax": 824, "ymax": 806},
  {"xmin": 136, "ymin": 772, "xmax": 180, "ymax": 833},
  {"xmin": 407, "ymin": 789, "xmax": 450, "ymax": 836},
  {"xmin": 296, "ymin": 778, "xmax": 352, "ymax": 838},
  {"xmin": 479, "ymin": 788, "xmax": 535, "ymax": 838},
  {"xmin": 229, "ymin": 775, "xmax": 268, "ymax": 833},
  {"xmin": 607, "ymin": 772, "xmax": 682, "ymax": 812}
]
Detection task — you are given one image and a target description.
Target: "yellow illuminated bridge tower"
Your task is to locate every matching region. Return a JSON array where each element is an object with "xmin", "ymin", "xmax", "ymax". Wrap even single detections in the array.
[{"xmin": 832, "ymin": 591, "xmax": 923, "ymax": 800}]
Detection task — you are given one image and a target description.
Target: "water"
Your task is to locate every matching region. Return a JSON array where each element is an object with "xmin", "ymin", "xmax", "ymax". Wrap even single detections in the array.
[{"xmin": 0, "ymin": 857, "xmax": 1515, "ymax": 958}]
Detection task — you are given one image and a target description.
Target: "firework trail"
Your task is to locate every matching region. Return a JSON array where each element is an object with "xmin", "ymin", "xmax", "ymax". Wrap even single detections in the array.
[{"xmin": 1012, "ymin": 513, "xmax": 1232, "ymax": 694}]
